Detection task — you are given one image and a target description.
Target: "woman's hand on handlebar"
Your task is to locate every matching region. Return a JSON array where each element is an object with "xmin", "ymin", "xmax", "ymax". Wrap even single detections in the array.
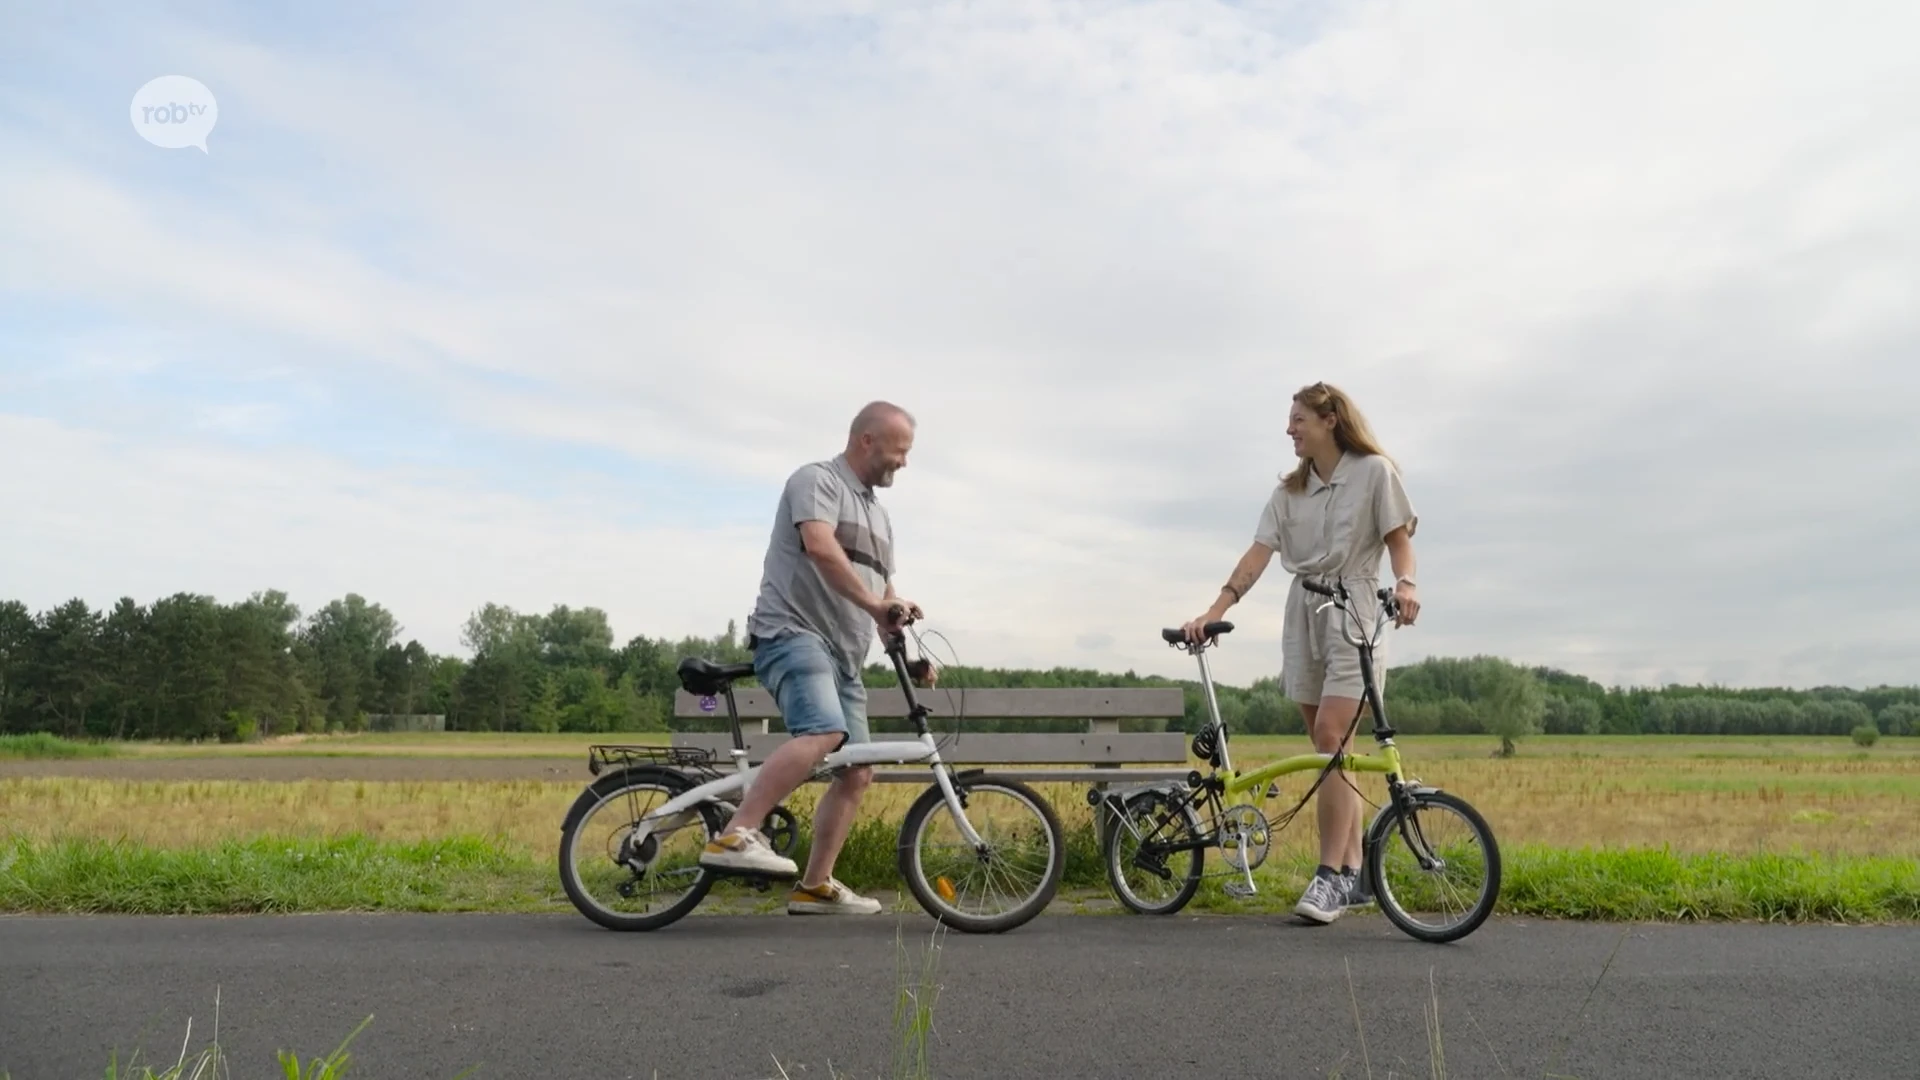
[{"xmin": 1392, "ymin": 580, "xmax": 1419, "ymax": 627}]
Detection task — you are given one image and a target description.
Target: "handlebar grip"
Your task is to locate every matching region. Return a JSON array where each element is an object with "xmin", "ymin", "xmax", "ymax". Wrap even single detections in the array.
[{"xmin": 1302, "ymin": 579, "xmax": 1335, "ymax": 597}]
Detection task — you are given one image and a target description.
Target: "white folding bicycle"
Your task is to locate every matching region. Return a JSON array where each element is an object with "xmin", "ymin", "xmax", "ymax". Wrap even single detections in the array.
[{"xmin": 558, "ymin": 609, "xmax": 1067, "ymax": 933}]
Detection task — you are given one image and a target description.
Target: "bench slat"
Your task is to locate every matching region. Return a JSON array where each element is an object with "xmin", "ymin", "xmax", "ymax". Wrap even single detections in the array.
[
  {"xmin": 673, "ymin": 686, "xmax": 1184, "ymax": 720},
  {"xmin": 865, "ymin": 767, "xmax": 1193, "ymax": 784},
  {"xmin": 671, "ymin": 731, "xmax": 1188, "ymax": 765}
]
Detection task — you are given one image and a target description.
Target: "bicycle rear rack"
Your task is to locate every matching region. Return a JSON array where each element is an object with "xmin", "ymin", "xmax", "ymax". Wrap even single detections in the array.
[{"xmin": 586, "ymin": 743, "xmax": 723, "ymax": 778}]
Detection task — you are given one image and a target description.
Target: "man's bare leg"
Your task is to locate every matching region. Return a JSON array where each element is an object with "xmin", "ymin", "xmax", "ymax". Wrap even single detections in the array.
[
  {"xmin": 723, "ymin": 732, "xmax": 843, "ymax": 836},
  {"xmin": 801, "ymin": 765, "xmax": 873, "ymax": 887}
]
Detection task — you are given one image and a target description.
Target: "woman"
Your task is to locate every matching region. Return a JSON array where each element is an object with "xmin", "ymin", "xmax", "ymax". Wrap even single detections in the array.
[{"xmin": 1181, "ymin": 381, "xmax": 1420, "ymax": 924}]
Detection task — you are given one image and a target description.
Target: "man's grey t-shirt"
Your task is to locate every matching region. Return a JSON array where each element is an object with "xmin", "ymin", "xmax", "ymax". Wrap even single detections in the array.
[{"xmin": 746, "ymin": 453, "xmax": 894, "ymax": 675}]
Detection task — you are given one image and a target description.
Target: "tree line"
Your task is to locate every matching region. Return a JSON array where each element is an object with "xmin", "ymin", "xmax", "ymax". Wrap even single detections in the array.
[{"xmin": 0, "ymin": 591, "xmax": 1914, "ymax": 744}]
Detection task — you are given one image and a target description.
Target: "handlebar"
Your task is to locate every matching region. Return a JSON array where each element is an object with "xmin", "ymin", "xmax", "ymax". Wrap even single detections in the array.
[{"xmin": 1302, "ymin": 577, "xmax": 1403, "ymax": 650}]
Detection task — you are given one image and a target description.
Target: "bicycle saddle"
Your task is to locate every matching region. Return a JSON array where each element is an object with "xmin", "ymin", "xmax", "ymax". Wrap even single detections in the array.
[
  {"xmin": 1162, "ymin": 621, "xmax": 1233, "ymax": 644},
  {"xmin": 676, "ymin": 656, "xmax": 756, "ymax": 695}
]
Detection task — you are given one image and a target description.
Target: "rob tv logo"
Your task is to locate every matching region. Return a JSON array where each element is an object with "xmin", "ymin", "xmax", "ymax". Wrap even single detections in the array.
[{"xmin": 130, "ymin": 75, "xmax": 219, "ymax": 152}]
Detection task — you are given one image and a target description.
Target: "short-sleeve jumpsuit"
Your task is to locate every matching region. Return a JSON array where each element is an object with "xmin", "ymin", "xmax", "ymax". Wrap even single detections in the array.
[{"xmin": 1253, "ymin": 452, "xmax": 1418, "ymax": 706}]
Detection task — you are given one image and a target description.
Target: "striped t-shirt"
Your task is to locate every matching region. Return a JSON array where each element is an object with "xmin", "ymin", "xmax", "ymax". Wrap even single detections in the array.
[{"xmin": 746, "ymin": 452, "xmax": 894, "ymax": 674}]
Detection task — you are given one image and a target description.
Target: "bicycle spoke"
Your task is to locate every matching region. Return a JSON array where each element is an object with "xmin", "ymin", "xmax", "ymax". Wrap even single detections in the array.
[
  {"xmin": 1374, "ymin": 796, "xmax": 1492, "ymax": 937},
  {"xmin": 909, "ymin": 783, "xmax": 1058, "ymax": 923}
]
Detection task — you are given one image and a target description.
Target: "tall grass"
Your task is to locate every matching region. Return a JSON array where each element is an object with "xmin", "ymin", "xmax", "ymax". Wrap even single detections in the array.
[
  {"xmin": 891, "ymin": 924, "xmax": 944, "ymax": 1080},
  {"xmin": 0, "ymin": 732, "xmax": 116, "ymax": 759}
]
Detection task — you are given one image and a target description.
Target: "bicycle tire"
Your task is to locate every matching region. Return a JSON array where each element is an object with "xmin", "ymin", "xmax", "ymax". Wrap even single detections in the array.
[
  {"xmin": 896, "ymin": 774, "xmax": 1065, "ymax": 933},
  {"xmin": 1101, "ymin": 789, "xmax": 1204, "ymax": 916},
  {"xmin": 1364, "ymin": 789, "xmax": 1501, "ymax": 944},
  {"xmin": 559, "ymin": 767, "xmax": 725, "ymax": 932}
]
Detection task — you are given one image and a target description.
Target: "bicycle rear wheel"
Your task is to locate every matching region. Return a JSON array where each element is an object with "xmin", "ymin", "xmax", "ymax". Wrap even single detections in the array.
[
  {"xmin": 559, "ymin": 768, "xmax": 724, "ymax": 931},
  {"xmin": 1101, "ymin": 789, "xmax": 1204, "ymax": 915},
  {"xmin": 1364, "ymin": 789, "xmax": 1500, "ymax": 943},
  {"xmin": 897, "ymin": 774, "xmax": 1065, "ymax": 933}
]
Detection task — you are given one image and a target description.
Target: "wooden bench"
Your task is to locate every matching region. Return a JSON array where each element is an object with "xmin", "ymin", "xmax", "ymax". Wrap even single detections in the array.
[{"xmin": 671, "ymin": 686, "xmax": 1193, "ymax": 785}]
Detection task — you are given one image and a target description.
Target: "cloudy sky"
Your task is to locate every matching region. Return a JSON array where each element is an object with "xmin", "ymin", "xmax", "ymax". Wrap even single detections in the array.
[{"xmin": 2, "ymin": 0, "xmax": 1915, "ymax": 692}]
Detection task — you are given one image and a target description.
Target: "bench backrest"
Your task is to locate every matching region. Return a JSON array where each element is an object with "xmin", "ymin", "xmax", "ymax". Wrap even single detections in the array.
[{"xmin": 671, "ymin": 685, "xmax": 1190, "ymax": 766}]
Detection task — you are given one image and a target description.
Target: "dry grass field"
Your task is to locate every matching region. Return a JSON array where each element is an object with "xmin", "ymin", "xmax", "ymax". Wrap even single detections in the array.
[{"xmin": 6, "ymin": 733, "xmax": 1916, "ymax": 858}]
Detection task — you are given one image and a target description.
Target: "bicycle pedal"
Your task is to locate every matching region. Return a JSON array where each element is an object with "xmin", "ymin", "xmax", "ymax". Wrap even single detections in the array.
[{"xmin": 1224, "ymin": 881, "xmax": 1257, "ymax": 898}]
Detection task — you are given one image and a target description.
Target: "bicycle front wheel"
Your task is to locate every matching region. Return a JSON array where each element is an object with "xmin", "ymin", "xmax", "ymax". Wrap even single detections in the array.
[
  {"xmin": 1364, "ymin": 789, "xmax": 1501, "ymax": 943},
  {"xmin": 897, "ymin": 774, "xmax": 1065, "ymax": 933}
]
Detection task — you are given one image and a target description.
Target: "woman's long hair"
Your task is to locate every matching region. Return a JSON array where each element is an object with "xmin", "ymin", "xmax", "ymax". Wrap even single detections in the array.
[{"xmin": 1282, "ymin": 381, "xmax": 1397, "ymax": 493}]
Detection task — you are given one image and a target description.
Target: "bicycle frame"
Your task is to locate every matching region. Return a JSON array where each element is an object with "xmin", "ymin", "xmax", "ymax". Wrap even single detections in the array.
[
  {"xmin": 624, "ymin": 626, "xmax": 987, "ymax": 852},
  {"xmin": 1105, "ymin": 578, "xmax": 1430, "ymax": 892},
  {"xmin": 1190, "ymin": 578, "xmax": 1410, "ymax": 794}
]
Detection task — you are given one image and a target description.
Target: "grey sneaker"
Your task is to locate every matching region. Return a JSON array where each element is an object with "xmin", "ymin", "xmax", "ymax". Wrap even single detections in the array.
[
  {"xmin": 1293, "ymin": 871, "xmax": 1346, "ymax": 924},
  {"xmin": 1343, "ymin": 869, "xmax": 1376, "ymax": 910}
]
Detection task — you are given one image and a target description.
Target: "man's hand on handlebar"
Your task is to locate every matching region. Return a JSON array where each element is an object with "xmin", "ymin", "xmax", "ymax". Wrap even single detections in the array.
[{"xmin": 876, "ymin": 598, "xmax": 923, "ymax": 630}]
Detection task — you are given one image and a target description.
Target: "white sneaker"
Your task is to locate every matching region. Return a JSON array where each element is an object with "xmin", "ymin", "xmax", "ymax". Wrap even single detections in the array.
[
  {"xmin": 787, "ymin": 877, "xmax": 883, "ymax": 915},
  {"xmin": 699, "ymin": 828, "xmax": 798, "ymax": 877}
]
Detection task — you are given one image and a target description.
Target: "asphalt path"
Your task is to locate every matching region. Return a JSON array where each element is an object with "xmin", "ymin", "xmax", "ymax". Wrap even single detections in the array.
[{"xmin": 1, "ymin": 912, "xmax": 1913, "ymax": 1079}]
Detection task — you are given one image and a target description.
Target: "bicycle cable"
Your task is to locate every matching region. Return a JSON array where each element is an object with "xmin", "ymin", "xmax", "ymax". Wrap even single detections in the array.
[
  {"xmin": 1256, "ymin": 593, "xmax": 1391, "ymax": 837},
  {"xmin": 906, "ymin": 623, "xmax": 967, "ymax": 754}
]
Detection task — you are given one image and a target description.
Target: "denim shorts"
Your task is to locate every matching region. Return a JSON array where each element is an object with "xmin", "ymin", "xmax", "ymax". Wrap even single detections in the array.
[{"xmin": 752, "ymin": 631, "xmax": 870, "ymax": 747}]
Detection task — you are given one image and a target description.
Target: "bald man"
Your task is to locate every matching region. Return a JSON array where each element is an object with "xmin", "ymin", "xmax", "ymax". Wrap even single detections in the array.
[{"xmin": 699, "ymin": 400, "xmax": 930, "ymax": 915}]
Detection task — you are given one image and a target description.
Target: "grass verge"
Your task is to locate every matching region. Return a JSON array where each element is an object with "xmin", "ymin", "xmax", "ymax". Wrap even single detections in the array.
[
  {"xmin": 0, "ymin": 987, "xmax": 479, "ymax": 1080},
  {"xmin": 0, "ymin": 834, "xmax": 557, "ymax": 914},
  {"xmin": 0, "ymin": 733, "xmax": 117, "ymax": 760},
  {"xmin": 1, "ymin": 829, "xmax": 1913, "ymax": 922}
]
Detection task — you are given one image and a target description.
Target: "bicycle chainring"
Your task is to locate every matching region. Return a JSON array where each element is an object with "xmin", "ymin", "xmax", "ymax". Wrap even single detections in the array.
[
  {"xmin": 759, "ymin": 805, "xmax": 800, "ymax": 857},
  {"xmin": 1219, "ymin": 803, "xmax": 1272, "ymax": 871}
]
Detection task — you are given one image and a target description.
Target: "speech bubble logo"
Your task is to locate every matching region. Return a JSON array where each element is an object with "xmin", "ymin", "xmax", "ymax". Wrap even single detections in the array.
[{"xmin": 130, "ymin": 75, "xmax": 218, "ymax": 152}]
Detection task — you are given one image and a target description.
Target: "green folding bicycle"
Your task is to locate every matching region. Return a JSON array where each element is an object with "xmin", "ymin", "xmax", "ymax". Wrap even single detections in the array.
[{"xmin": 1091, "ymin": 577, "xmax": 1501, "ymax": 943}]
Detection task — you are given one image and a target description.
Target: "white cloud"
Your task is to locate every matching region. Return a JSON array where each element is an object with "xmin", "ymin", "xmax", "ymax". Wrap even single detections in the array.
[
  {"xmin": 0, "ymin": 416, "xmax": 772, "ymax": 655},
  {"xmin": 2, "ymin": 0, "xmax": 1917, "ymax": 689}
]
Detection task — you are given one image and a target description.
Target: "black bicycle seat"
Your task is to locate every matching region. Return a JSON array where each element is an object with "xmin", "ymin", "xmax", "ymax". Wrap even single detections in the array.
[
  {"xmin": 1161, "ymin": 621, "xmax": 1233, "ymax": 644},
  {"xmin": 676, "ymin": 656, "xmax": 755, "ymax": 695}
]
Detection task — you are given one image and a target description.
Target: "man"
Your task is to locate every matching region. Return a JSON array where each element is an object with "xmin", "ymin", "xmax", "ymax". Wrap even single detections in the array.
[{"xmin": 698, "ymin": 400, "xmax": 933, "ymax": 915}]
